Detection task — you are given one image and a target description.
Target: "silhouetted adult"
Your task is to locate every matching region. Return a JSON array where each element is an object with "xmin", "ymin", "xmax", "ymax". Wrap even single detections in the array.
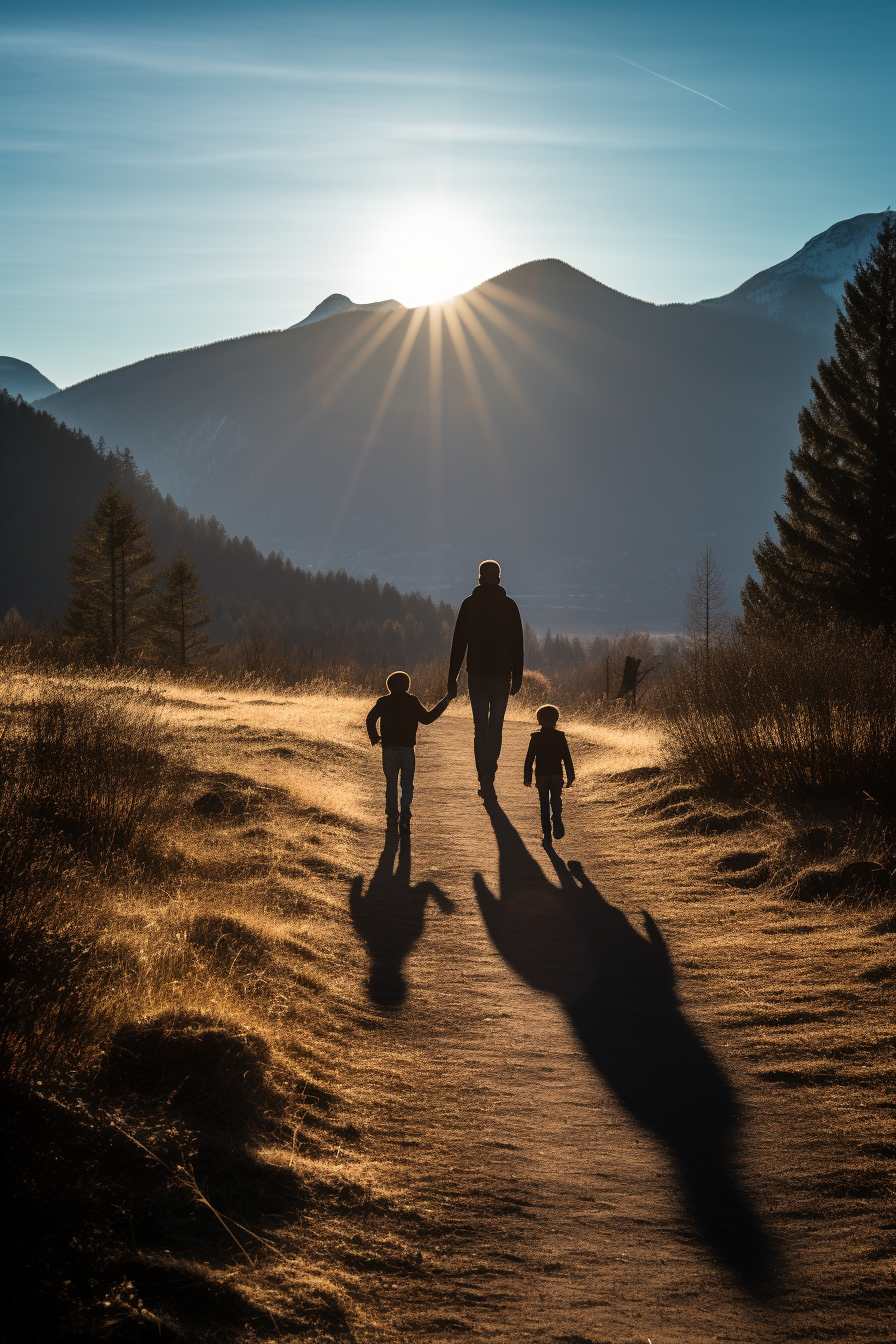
[{"xmin": 448, "ymin": 559, "xmax": 524, "ymax": 798}]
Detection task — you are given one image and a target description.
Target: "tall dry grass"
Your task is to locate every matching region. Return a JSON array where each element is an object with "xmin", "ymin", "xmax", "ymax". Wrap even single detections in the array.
[
  {"xmin": 1, "ymin": 670, "xmax": 392, "ymax": 1340},
  {"xmin": 0, "ymin": 832, "xmax": 106, "ymax": 1086},
  {"xmin": 660, "ymin": 620, "xmax": 896, "ymax": 798},
  {"xmin": 0, "ymin": 685, "xmax": 185, "ymax": 1086},
  {"xmin": 1, "ymin": 686, "xmax": 185, "ymax": 858}
]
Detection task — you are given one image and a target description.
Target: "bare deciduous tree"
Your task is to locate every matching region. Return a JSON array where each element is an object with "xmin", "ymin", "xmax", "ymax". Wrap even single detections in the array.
[{"xmin": 685, "ymin": 546, "xmax": 727, "ymax": 670}]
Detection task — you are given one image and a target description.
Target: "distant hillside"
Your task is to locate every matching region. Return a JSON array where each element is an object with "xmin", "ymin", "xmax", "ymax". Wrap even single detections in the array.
[
  {"xmin": 699, "ymin": 212, "xmax": 886, "ymax": 337},
  {"xmin": 0, "ymin": 391, "xmax": 452, "ymax": 664},
  {"xmin": 36, "ymin": 249, "xmax": 838, "ymax": 629},
  {"xmin": 1, "ymin": 356, "xmax": 59, "ymax": 402}
]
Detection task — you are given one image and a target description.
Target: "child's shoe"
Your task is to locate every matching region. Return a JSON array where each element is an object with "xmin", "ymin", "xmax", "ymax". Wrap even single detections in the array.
[{"xmin": 552, "ymin": 817, "xmax": 565, "ymax": 840}]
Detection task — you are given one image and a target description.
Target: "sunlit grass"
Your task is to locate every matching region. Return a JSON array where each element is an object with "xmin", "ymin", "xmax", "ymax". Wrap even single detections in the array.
[{"xmin": 2, "ymin": 665, "xmax": 412, "ymax": 1339}]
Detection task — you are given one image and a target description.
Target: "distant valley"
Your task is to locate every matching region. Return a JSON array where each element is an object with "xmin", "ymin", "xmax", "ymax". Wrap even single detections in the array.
[{"xmin": 15, "ymin": 211, "xmax": 886, "ymax": 630}]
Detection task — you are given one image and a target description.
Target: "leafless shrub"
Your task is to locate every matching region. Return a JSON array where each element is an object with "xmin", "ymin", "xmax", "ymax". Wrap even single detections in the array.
[
  {"xmin": 660, "ymin": 619, "xmax": 896, "ymax": 798},
  {"xmin": 1, "ymin": 686, "xmax": 186, "ymax": 859}
]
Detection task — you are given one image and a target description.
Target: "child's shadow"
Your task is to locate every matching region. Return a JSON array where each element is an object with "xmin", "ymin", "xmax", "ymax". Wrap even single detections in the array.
[
  {"xmin": 349, "ymin": 832, "xmax": 454, "ymax": 1006},
  {"xmin": 473, "ymin": 801, "xmax": 773, "ymax": 1292}
]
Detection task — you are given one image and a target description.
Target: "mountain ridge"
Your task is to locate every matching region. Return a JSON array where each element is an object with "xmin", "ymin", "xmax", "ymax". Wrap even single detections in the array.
[
  {"xmin": 290, "ymin": 293, "xmax": 404, "ymax": 328},
  {"xmin": 33, "ymin": 251, "xmax": 831, "ymax": 630},
  {"xmin": 0, "ymin": 356, "xmax": 59, "ymax": 403}
]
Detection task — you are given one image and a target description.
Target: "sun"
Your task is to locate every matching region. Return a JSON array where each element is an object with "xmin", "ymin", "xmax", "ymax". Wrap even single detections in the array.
[{"xmin": 364, "ymin": 201, "xmax": 499, "ymax": 308}]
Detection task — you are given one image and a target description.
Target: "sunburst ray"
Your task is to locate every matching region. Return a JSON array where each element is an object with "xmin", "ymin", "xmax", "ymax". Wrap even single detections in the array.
[
  {"xmin": 441, "ymin": 299, "xmax": 501, "ymax": 457},
  {"xmin": 453, "ymin": 293, "xmax": 550, "ymax": 439},
  {"xmin": 323, "ymin": 305, "xmax": 427, "ymax": 551},
  {"xmin": 464, "ymin": 286, "xmax": 593, "ymax": 400},
  {"xmin": 288, "ymin": 306, "xmax": 409, "ymax": 450},
  {"xmin": 428, "ymin": 303, "xmax": 444, "ymax": 545},
  {"xmin": 478, "ymin": 279, "xmax": 600, "ymax": 347}
]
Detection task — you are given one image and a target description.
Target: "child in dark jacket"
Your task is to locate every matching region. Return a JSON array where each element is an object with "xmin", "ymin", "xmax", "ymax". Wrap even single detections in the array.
[
  {"xmin": 523, "ymin": 704, "xmax": 575, "ymax": 845},
  {"xmin": 366, "ymin": 671, "xmax": 455, "ymax": 833}
]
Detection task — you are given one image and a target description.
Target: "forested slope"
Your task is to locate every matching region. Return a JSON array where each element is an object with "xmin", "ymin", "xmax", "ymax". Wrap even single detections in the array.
[{"xmin": 0, "ymin": 391, "xmax": 452, "ymax": 662}]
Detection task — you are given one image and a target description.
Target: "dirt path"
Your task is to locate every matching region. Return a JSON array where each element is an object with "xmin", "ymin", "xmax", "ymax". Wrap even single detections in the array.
[{"xmin": 338, "ymin": 712, "xmax": 891, "ymax": 1344}]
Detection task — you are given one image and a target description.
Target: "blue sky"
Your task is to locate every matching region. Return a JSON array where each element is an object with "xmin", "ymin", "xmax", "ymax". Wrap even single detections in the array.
[{"xmin": 2, "ymin": 0, "xmax": 893, "ymax": 387}]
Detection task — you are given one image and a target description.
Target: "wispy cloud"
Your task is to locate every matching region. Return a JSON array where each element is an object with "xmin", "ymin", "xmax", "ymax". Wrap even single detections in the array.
[
  {"xmin": 0, "ymin": 27, "xmax": 549, "ymax": 94},
  {"xmin": 389, "ymin": 122, "xmax": 737, "ymax": 150},
  {"xmin": 613, "ymin": 54, "xmax": 733, "ymax": 112},
  {"xmin": 0, "ymin": 139, "xmax": 64, "ymax": 153}
]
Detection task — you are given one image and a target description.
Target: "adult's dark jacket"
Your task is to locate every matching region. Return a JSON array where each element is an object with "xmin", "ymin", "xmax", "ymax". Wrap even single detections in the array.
[{"xmin": 448, "ymin": 584, "xmax": 524, "ymax": 692}]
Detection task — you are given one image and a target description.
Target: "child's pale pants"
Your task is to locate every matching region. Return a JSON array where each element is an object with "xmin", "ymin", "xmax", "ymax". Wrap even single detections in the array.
[
  {"xmin": 535, "ymin": 773, "xmax": 563, "ymax": 833},
  {"xmin": 382, "ymin": 746, "xmax": 416, "ymax": 820}
]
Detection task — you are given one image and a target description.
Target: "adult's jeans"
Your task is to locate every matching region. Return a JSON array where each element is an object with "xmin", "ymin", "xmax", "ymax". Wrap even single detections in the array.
[
  {"xmin": 468, "ymin": 674, "xmax": 511, "ymax": 784},
  {"xmin": 535, "ymin": 773, "xmax": 563, "ymax": 834},
  {"xmin": 381, "ymin": 746, "xmax": 416, "ymax": 819}
]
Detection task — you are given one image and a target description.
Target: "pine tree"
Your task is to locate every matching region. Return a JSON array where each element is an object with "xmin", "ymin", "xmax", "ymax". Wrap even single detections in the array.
[
  {"xmin": 742, "ymin": 211, "xmax": 896, "ymax": 629},
  {"xmin": 153, "ymin": 552, "xmax": 217, "ymax": 667},
  {"xmin": 65, "ymin": 484, "xmax": 158, "ymax": 662}
]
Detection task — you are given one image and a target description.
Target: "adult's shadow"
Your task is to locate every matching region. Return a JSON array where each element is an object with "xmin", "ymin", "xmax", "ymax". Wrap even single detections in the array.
[
  {"xmin": 473, "ymin": 802, "xmax": 773, "ymax": 1292},
  {"xmin": 349, "ymin": 831, "xmax": 454, "ymax": 1006}
]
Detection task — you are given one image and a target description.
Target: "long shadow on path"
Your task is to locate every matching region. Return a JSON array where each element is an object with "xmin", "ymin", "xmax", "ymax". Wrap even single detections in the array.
[
  {"xmin": 473, "ymin": 801, "xmax": 773, "ymax": 1292},
  {"xmin": 350, "ymin": 832, "xmax": 454, "ymax": 1006}
]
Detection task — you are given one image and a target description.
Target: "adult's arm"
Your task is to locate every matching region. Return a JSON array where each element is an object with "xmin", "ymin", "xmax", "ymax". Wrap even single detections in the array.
[
  {"xmin": 365, "ymin": 701, "xmax": 383, "ymax": 745},
  {"xmin": 509, "ymin": 599, "xmax": 524, "ymax": 695},
  {"xmin": 418, "ymin": 692, "xmax": 453, "ymax": 725},
  {"xmin": 447, "ymin": 598, "xmax": 470, "ymax": 686}
]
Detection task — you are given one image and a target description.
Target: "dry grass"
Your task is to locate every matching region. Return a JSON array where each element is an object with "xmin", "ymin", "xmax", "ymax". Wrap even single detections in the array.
[
  {"xmin": 0, "ymin": 667, "xmax": 421, "ymax": 1342},
  {"xmin": 4, "ymin": 656, "xmax": 892, "ymax": 1341},
  {"xmin": 1, "ymin": 683, "xmax": 186, "ymax": 857},
  {"xmin": 660, "ymin": 619, "xmax": 896, "ymax": 798}
]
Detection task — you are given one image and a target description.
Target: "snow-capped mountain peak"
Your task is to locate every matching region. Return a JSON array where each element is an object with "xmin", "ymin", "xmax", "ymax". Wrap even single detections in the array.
[{"xmin": 700, "ymin": 210, "xmax": 889, "ymax": 337}]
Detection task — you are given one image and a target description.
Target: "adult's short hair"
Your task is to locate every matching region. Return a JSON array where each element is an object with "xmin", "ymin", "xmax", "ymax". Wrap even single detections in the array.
[
  {"xmin": 536, "ymin": 703, "xmax": 560, "ymax": 726},
  {"xmin": 479, "ymin": 559, "xmax": 501, "ymax": 582},
  {"xmin": 386, "ymin": 671, "xmax": 411, "ymax": 692}
]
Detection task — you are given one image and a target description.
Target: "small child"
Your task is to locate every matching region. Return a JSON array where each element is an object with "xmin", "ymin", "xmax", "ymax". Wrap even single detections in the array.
[
  {"xmin": 523, "ymin": 704, "xmax": 575, "ymax": 845},
  {"xmin": 366, "ymin": 671, "xmax": 455, "ymax": 833}
]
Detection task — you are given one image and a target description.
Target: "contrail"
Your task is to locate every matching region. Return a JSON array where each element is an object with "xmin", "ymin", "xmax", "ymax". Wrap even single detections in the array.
[{"xmin": 613, "ymin": 53, "xmax": 733, "ymax": 111}]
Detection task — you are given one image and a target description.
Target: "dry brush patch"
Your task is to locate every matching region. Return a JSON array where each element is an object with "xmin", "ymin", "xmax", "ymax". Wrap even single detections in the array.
[
  {"xmin": 660, "ymin": 620, "xmax": 896, "ymax": 800},
  {"xmin": 1, "ymin": 671, "xmax": 427, "ymax": 1342}
]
